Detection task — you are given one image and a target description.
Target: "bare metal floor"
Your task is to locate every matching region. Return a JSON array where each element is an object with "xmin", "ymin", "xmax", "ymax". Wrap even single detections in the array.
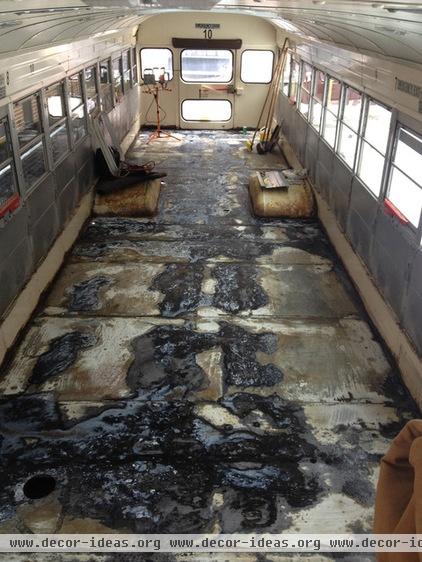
[{"xmin": 0, "ymin": 130, "xmax": 418, "ymax": 561}]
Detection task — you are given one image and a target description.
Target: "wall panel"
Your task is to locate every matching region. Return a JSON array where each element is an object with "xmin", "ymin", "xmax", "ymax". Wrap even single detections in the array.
[
  {"xmin": 31, "ymin": 204, "xmax": 60, "ymax": 268},
  {"xmin": 0, "ymin": 238, "xmax": 33, "ymax": 315},
  {"xmin": 57, "ymin": 177, "xmax": 79, "ymax": 227},
  {"xmin": 27, "ymin": 175, "xmax": 57, "ymax": 228},
  {"xmin": 137, "ymin": 12, "xmax": 277, "ymax": 129},
  {"xmin": 0, "ymin": 31, "xmax": 141, "ymax": 325},
  {"xmin": 54, "ymin": 154, "xmax": 77, "ymax": 194},
  {"xmin": 0, "ymin": 206, "xmax": 29, "ymax": 264},
  {"xmin": 283, "ymin": 34, "xmax": 422, "ymax": 123},
  {"xmin": 329, "ymin": 159, "xmax": 353, "ymax": 232},
  {"xmin": 349, "ymin": 178, "xmax": 378, "ymax": 229},
  {"xmin": 346, "ymin": 209, "xmax": 373, "ymax": 266},
  {"xmin": 276, "ymin": 39, "xmax": 422, "ymax": 360},
  {"xmin": 304, "ymin": 126, "xmax": 318, "ymax": 184},
  {"xmin": 278, "ymin": 95, "xmax": 422, "ymax": 362}
]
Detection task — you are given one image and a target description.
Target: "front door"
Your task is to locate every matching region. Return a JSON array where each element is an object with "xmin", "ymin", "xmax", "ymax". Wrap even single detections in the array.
[{"xmin": 177, "ymin": 48, "xmax": 236, "ymax": 130}]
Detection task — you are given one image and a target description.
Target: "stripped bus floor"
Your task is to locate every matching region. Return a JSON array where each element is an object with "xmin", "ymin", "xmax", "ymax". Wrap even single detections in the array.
[{"xmin": 0, "ymin": 130, "xmax": 418, "ymax": 562}]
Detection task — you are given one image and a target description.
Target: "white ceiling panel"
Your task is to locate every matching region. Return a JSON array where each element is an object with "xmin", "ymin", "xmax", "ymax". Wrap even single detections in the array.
[{"xmin": 0, "ymin": 0, "xmax": 421, "ymax": 64}]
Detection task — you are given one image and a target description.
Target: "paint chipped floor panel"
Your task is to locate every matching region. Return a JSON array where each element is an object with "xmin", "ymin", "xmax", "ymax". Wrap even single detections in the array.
[{"xmin": 0, "ymin": 130, "xmax": 418, "ymax": 553}]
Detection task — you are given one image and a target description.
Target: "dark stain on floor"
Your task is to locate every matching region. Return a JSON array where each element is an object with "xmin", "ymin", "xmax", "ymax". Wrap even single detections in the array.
[
  {"xmin": 0, "ymin": 130, "xmax": 419, "ymax": 541},
  {"xmin": 0, "ymin": 383, "xmax": 390, "ymax": 534},
  {"xmin": 0, "ymin": 391, "xmax": 328, "ymax": 532},
  {"xmin": 126, "ymin": 323, "xmax": 283, "ymax": 398},
  {"xmin": 68, "ymin": 276, "xmax": 112, "ymax": 312},
  {"xmin": 73, "ymin": 218, "xmax": 335, "ymax": 265},
  {"xmin": 29, "ymin": 331, "xmax": 96, "ymax": 386},
  {"xmin": 152, "ymin": 264, "xmax": 205, "ymax": 317},
  {"xmin": 212, "ymin": 264, "xmax": 268, "ymax": 314}
]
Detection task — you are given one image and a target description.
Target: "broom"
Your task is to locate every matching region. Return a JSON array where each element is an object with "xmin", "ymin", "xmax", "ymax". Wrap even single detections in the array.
[{"xmin": 246, "ymin": 38, "xmax": 289, "ymax": 152}]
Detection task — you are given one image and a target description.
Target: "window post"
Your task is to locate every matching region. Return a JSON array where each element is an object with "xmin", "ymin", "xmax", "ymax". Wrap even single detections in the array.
[
  {"xmin": 380, "ymin": 108, "xmax": 398, "ymax": 202},
  {"xmin": 63, "ymin": 78, "xmax": 74, "ymax": 151},
  {"xmin": 7, "ymin": 102, "xmax": 24, "ymax": 197},
  {"xmin": 39, "ymin": 88, "xmax": 54, "ymax": 172}
]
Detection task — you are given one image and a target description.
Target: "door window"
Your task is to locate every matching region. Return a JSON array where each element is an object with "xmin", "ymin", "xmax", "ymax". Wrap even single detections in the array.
[
  {"xmin": 181, "ymin": 99, "xmax": 232, "ymax": 121},
  {"xmin": 181, "ymin": 49, "xmax": 233, "ymax": 83}
]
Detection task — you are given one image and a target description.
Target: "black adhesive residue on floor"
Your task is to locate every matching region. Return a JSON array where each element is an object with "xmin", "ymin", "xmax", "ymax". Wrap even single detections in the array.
[
  {"xmin": 68, "ymin": 276, "xmax": 112, "ymax": 312},
  {"xmin": 0, "ymin": 130, "xmax": 418, "ymax": 554},
  {"xmin": 29, "ymin": 331, "xmax": 96, "ymax": 386}
]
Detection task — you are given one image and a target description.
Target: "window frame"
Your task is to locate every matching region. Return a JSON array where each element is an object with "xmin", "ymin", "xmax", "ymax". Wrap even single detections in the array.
[
  {"xmin": 320, "ymin": 75, "xmax": 342, "ymax": 150},
  {"xmin": 84, "ymin": 63, "xmax": 100, "ymax": 116},
  {"xmin": 288, "ymin": 56, "xmax": 420, "ymax": 242},
  {"xmin": 240, "ymin": 49, "xmax": 274, "ymax": 84},
  {"xmin": 131, "ymin": 47, "xmax": 138, "ymax": 86},
  {"xmin": 309, "ymin": 68, "xmax": 326, "ymax": 133},
  {"xmin": 298, "ymin": 61, "xmax": 313, "ymax": 120},
  {"xmin": 99, "ymin": 58, "xmax": 115, "ymax": 113},
  {"xmin": 112, "ymin": 54, "xmax": 124, "ymax": 104},
  {"xmin": 67, "ymin": 71, "xmax": 88, "ymax": 146},
  {"xmin": 336, "ymin": 85, "xmax": 364, "ymax": 171},
  {"xmin": 281, "ymin": 53, "xmax": 292, "ymax": 97},
  {"xmin": 180, "ymin": 48, "xmax": 234, "ymax": 84},
  {"xmin": 140, "ymin": 47, "xmax": 174, "ymax": 82},
  {"xmin": 44, "ymin": 79, "xmax": 71, "ymax": 166},
  {"xmin": 355, "ymin": 96, "xmax": 393, "ymax": 198},
  {"xmin": 385, "ymin": 123, "xmax": 422, "ymax": 231},
  {"xmin": 0, "ymin": 114, "xmax": 20, "ymax": 218},
  {"xmin": 13, "ymin": 92, "xmax": 49, "ymax": 194}
]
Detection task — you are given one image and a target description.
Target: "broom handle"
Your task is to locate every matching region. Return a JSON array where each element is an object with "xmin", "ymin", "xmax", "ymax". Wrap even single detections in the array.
[
  {"xmin": 265, "ymin": 39, "xmax": 289, "ymax": 141},
  {"xmin": 250, "ymin": 72, "xmax": 275, "ymax": 146},
  {"xmin": 264, "ymin": 38, "xmax": 289, "ymax": 141},
  {"xmin": 263, "ymin": 50, "xmax": 283, "ymax": 139},
  {"xmin": 250, "ymin": 38, "xmax": 288, "ymax": 147}
]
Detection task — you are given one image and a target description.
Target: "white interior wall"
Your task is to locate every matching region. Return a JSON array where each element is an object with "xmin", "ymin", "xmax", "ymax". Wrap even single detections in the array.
[{"xmin": 137, "ymin": 12, "xmax": 277, "ymax": 129}]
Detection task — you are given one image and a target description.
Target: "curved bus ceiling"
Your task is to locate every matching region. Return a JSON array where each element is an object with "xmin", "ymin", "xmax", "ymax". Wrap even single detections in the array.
[{"xmin": 0, "ymin": 0, "xmax": 421, "ymax": 64}]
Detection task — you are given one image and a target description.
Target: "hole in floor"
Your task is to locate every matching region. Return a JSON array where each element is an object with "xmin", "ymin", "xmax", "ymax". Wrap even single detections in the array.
[{"xmin": 23, "ymin": 474, "xmax": 56, "ymax": 500}]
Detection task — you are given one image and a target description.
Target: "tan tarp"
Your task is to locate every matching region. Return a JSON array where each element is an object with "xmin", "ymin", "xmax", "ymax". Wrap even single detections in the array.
[{"xmin": 374, "ymin": 419, "xmax": 422, "ymax": 562}]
